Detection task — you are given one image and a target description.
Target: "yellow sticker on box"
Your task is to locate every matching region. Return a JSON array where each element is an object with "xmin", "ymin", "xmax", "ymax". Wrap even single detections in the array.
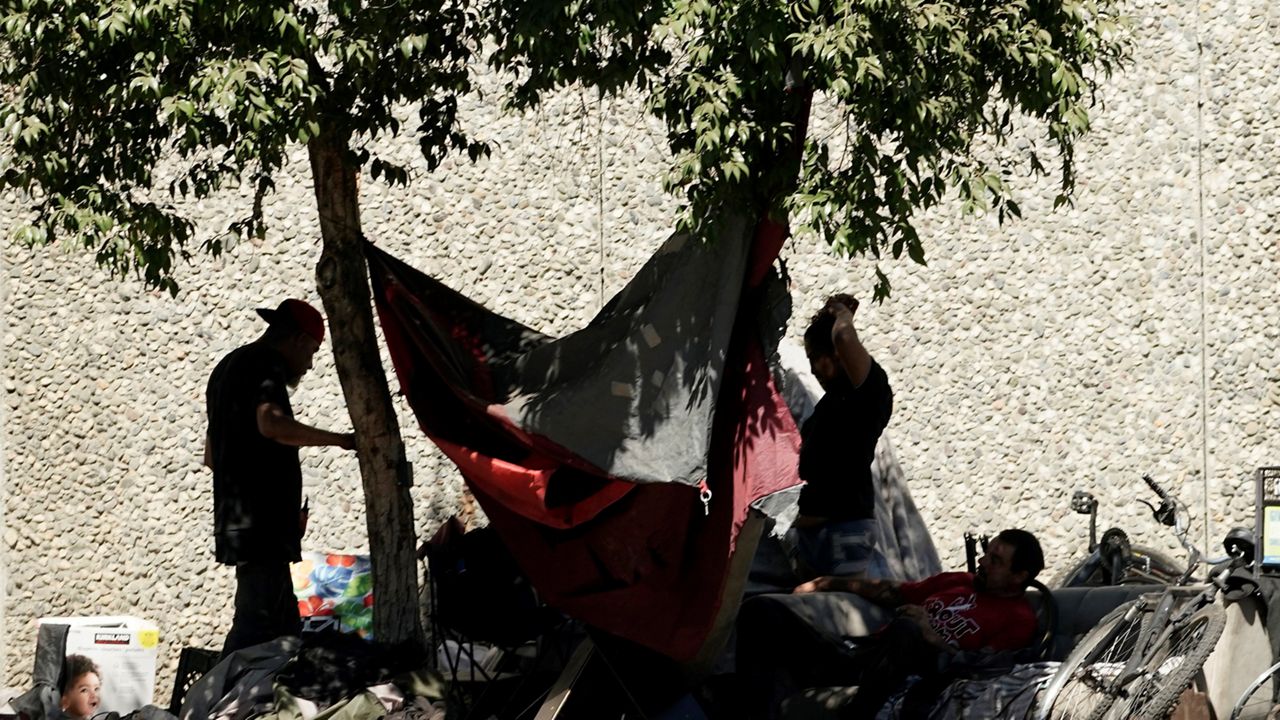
[{"xmin": 138, "ymin": 629, "xmax": 159, "ymax": 649}]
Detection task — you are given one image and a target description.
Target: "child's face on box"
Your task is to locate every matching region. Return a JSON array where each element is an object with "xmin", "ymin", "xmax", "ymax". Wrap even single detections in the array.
[{"xmin": 61, "ymin": 671, "xmax": 101, "ymax": 718}]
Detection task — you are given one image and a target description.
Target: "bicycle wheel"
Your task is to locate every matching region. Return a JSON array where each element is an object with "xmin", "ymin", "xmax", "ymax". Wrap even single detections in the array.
[
  {"xmin": 1122, "ymin": 546, "xmax": 1183, "ymax": 585},
  {"xmin": 1230, "ymin": 658, "xmax": 1280, "ymax": 720},
  {"xmin": 1053, "ymin": 552, "xmax": 1114, "ymax": 587},
  {"xmin": 1053, "ymin": 546, "xmax": 1182, "ymax": 588},
  {"xmin": 1105, "ymin": 603, "xmax": 1225, "ymax": 720},
  {"xmin": 1036, "ymin": 601, "xmax": 1149, "ymax": 720}
]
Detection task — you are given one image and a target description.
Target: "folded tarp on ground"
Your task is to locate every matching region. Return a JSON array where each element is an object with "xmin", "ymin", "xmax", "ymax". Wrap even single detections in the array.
[{"xmin": 367, "ymin": 216, "xmax": 803, "ymax": 660}]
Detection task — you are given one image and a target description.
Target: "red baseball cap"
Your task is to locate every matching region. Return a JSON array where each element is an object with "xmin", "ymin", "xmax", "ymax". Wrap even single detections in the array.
[{"xmin": 255, "ymin": 299, "xmax": 325, "ymax": 343}]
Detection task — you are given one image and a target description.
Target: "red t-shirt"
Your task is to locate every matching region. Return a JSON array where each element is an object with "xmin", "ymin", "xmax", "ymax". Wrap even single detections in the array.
[{"xmin": 897, "ymin": 572, "xmax": 1036, "ymax": 652}]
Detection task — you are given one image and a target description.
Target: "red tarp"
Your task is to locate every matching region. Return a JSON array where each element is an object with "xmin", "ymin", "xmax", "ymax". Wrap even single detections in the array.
[{"xmin": 366, "ymin": 220, "xmax": 801, "ymax": 660}]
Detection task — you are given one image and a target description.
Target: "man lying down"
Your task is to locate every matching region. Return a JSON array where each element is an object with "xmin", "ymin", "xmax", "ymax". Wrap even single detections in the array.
[{"xmin": 736, "ymin": 528, "xmax": 1045, "ymax": 720}]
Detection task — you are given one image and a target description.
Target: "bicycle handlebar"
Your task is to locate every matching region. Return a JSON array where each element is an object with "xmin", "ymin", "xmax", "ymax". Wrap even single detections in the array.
[
  {"xmin": 1141, "ymin": 473, "xmax": 1239, "ymax": 580},
  {"xmin": 1143, "ymin": 474, "xmax": 1172, "ymax": 502},
  {"xmin": 1140, "ymin": 474, "xmax": 1181, "ymax": 528}
]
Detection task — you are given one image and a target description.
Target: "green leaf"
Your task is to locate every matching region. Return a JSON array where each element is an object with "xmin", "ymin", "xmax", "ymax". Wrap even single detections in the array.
[{"xmin": 0, "ymin": 0, "xmax": 1125, "ymax": 306}]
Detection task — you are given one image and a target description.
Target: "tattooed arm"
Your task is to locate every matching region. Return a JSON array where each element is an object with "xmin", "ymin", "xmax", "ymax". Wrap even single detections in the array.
[{"xmin": 793, "ymin": 576, "xmax": 906, "ymax": 608}]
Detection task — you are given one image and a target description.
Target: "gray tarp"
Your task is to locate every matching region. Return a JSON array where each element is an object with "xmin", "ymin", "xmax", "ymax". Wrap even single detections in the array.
[{"xmin": 501, "ymin": 215, "xmax": 754, "ymax": 486}]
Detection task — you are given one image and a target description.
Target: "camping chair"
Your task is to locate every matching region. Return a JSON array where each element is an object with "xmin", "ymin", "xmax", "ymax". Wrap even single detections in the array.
[
  {"xmin": 959, "ymin": 530, "xmax": 1060, "ymax": 665},
  {"xmin": 954, "ymin": 530, "xmax": 1061, "ymax": 666},
  {"xmin": 9, "ymin": 623, "xmax": 68, "ymax": 720},
  {"xmin": 421, "ymin": 519, "xmax": 568, "ymax": 719},
  {"xmin": 964, "ymin": 530, "xmax": 989, "ymax": 573}
]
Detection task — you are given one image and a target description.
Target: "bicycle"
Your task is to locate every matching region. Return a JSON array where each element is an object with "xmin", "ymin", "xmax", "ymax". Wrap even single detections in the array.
[
  {"xmin": 1229, "ymin": 657, "xmax": 1280, "ymax": 720},
  {"xmin": 1053, "ymin": 479, "xmax": 1183, "ymax": 588},
  {"xmin": 1035, "ymin": 475, "xmax": 1257, "ymax": 720}
]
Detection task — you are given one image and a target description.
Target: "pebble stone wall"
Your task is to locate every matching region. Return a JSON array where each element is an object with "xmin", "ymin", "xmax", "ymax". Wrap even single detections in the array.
[{"xmin": 3, "ymin": 0, "xmax": 1278, "ymax": 702}]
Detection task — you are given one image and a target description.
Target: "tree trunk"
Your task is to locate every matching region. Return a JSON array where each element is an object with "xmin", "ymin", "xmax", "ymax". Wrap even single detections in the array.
[{"xmin": 308, "ymin": 132, "xmax": 423, "ymax": 647}]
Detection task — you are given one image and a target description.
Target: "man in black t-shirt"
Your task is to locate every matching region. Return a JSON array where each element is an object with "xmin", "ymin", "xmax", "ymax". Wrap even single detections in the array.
[
  {"xmin": 204, "ymin": 298, "xmax": 356, "ymax": 656},
  {"xmin": 790, "ymin": 293, "xmax": 893, "ymax": 579}
]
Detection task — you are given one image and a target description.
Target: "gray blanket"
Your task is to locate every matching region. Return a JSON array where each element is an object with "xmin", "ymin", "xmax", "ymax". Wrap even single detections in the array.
[{"xmin": 879, "ymin": 662, "xmax": 1060, "ymax": 720}]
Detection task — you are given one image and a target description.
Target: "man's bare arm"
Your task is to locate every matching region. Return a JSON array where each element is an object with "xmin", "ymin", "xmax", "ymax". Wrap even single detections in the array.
[
  {"xmin": 827, "ymin": 296, "xmax": 872, "ymax": 387},
  {"xmin": 257, "ymin": 402, "xmax": 356, "ymax": 450},
  {"xmin": 794, "ymin": 575, "xmax": 906, "ymax": 608}
]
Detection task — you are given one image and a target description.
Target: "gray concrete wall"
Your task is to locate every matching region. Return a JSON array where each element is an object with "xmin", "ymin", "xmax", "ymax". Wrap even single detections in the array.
[{"xmin": 3, "ymin": 0, "xmax": 1277, "ymax": 700}]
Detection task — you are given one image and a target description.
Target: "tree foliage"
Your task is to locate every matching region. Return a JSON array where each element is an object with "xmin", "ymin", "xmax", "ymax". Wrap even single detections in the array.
[
  {"xmin": 0, "ymin": 0, "xmax": 481, "ymax": 295},
  {"xmin": 0, "ymin": 0, "xmax": 1125, "ymax": 300},
  {"xmin": 490, "ymin": 0, "xmax": 1128, "ymax": 299},
  {"xmin": 0, "ymin": 0, "xmax": 486, "ymax": 645},
  {"xmin": 0, "ymin": 0, "xmax": 1128, "ymax": 647}
]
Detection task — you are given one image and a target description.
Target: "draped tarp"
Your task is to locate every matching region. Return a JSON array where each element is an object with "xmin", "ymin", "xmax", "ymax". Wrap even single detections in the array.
[{"xmin": 366, "ymin": 216, "xmax": 803, "ymax": 660}]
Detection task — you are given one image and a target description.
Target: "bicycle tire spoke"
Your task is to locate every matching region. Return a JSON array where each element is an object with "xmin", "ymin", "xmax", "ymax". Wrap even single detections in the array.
[
  {"xmin": 1106, "ymin": 604, "xmax": 1225, "ymax": 720},
  {"xmin": 1047, "ymin": 606, "xmax": 1148, "ymax": 720}
]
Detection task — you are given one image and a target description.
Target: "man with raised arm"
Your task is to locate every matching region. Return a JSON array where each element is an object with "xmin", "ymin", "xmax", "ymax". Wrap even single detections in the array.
[
  {"xmin": 792, "ymin": 293, "xmax": 894, "ymax": 578},
  {"xmin": 738, "ymin": 529, "xmax": 1045, "ymax": 719},
  {"xmin": 203, "ymin": 298, "xmax": 356, "ymax": 656}
]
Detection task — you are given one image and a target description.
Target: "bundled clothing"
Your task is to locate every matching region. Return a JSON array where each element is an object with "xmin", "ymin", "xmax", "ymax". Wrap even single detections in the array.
[{"xmin": 178, "ymin": 636, "xmax": 445, "ymax": 720}]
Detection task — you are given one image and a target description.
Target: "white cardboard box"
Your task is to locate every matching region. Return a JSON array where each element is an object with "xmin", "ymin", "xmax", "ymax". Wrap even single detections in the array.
[{"xmin": 36, "ymin": 616, "xmax": 159, "ymax": 714}]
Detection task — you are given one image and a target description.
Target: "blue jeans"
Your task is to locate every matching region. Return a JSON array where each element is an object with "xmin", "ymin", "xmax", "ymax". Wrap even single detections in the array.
[{"xmin": 789, "ymin": 519, "xmax": 888, "ymax": 578}]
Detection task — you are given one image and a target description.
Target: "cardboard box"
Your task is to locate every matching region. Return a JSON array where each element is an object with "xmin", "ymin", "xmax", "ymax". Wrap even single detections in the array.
[{"xmin": 36, "ymin": 616, "xmax": 159, "ymax": 714}]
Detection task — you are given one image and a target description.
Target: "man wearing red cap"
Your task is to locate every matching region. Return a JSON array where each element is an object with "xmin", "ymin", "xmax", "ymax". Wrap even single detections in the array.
[{"xmin": 203, "ymin": 298, "xmax": 356, "ymax": 656}]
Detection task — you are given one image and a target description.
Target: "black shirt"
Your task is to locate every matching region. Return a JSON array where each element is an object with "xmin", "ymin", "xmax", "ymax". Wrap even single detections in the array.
[
  {"xmin": 796, "ymin": 360, "xmax": 893, "ymax": 521},
  {"xmin": 206, "ymin": 342, "xmax": 303, "ymax": 565}
]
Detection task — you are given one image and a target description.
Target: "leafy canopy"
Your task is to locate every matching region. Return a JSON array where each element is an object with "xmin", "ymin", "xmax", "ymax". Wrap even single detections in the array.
[
  {"xmin": 0, "ymin": 0, "xmax": 1126, "ymax": 299},
  {"xmin": 0, "ymin": 0, "xmax": 480, "ymax": 294},
  {"xmin": 490, "ymin": 0, "xmax": 1128, "ymax": 299}
]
